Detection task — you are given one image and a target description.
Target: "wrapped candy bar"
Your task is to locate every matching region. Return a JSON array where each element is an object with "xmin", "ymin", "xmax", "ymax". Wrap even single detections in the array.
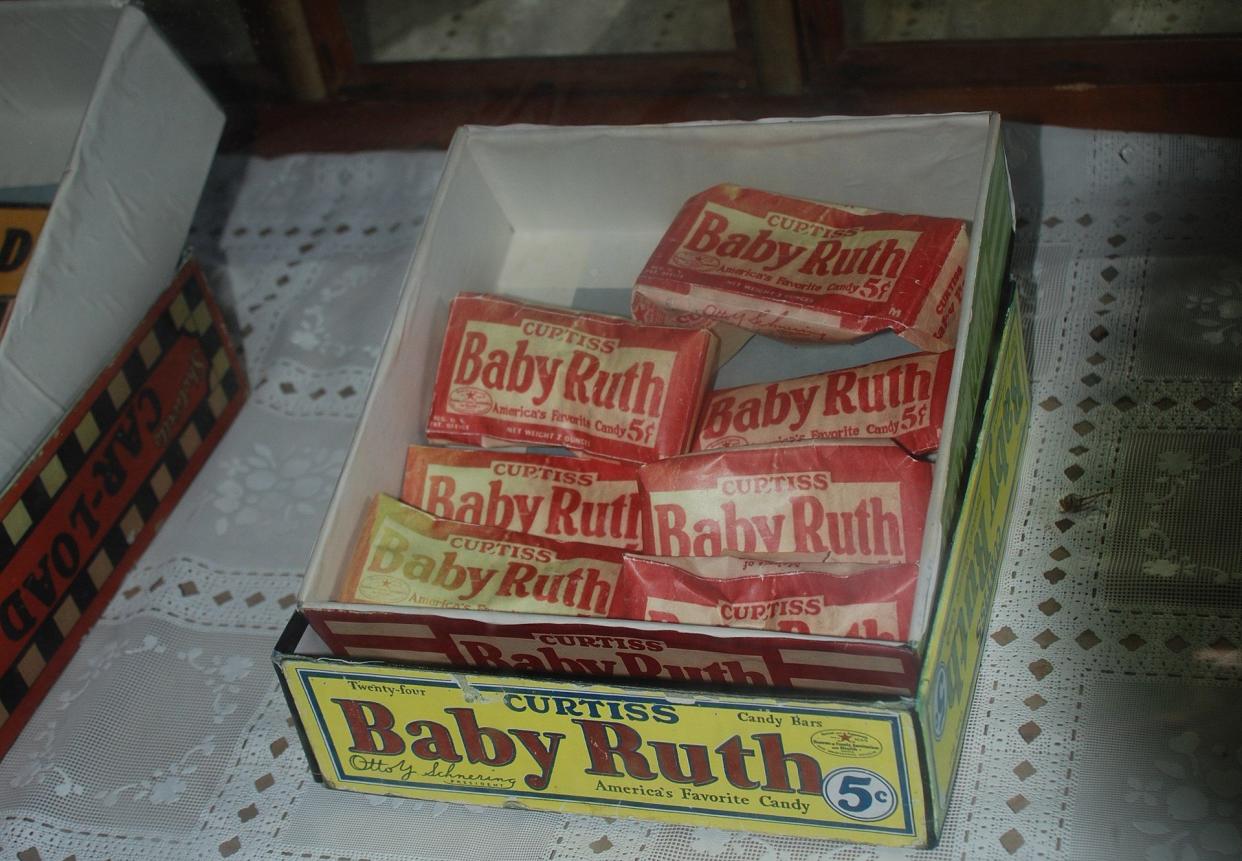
[
  {"xmin": 694, "ymin": 350, "xmax": 954, "ymax": 456},
  {"xmin": 616, "ymin": 555, "xmax": 918, "ymax": 640},
  {"xmin": 427, "ymin": 293, "xmax": 718, "ymax": 463},
  {"xmin": 402, "ymin": 445, "xmax": 642, "ymax": 550},
  {"xmin": 340, "ymin": 494, "xmax": 622, "ymax": 617},
  {"xmin": 633, "ymin": 184, "xmax": 967, "ymax": 352},
  {"xmin": 638, "ymin": 443, "xmax": 930, "ymax": 562}
]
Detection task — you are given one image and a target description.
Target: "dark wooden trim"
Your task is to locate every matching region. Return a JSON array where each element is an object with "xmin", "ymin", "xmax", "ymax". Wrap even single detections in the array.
[
  {"xmin": 245, "ymin": 93, "xmax": 798, "ymax": 153},
  {"xmin": 792, "ymin": 0, "xmax": 844, "ymax": 85},
  {"xmin": 241, "ymin": 78, "xmax": 1242, "ymax": 156},
  {"xmin": 745, "ymin": 0, "xmax": 805, "ymax": 95},
  {"xmin": 253, "ymin": 0, "xmax": 328, "ymax": 99},
  {"xmin": 341, "ymin": 52, "xmax": 757, "ymax": 99},
  {"xmin": 832, "ymin": 81, "xmax": 1242, "ymax": 136},
  {"xmin": 301, "ymin": 0, "xmax": 356, "ymax": 95},
  {"xmin": 830, "ymin": 36, "xmax": 1242, "ymax": 89},
  {"xmin": 725, "ymin": 0, "xmax": 761, "ymax": 89}
]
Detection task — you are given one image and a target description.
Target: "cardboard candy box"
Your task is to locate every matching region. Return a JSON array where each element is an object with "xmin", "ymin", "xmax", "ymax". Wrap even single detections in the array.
[
  {"xmin": 279, "ymin": 641, "xmax": 929, "ymax": 841},
  {"xmin": 280, "ymin": 114, "xmax": 1026, "ymax": 848}
]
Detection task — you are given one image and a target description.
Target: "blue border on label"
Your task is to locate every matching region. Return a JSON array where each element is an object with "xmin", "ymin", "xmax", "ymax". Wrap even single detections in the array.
[{"xmin": 295, "ymin": 666, "xmax": 916, "ymax": 837}]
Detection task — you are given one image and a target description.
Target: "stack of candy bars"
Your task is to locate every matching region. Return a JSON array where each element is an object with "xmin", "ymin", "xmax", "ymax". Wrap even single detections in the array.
[{"xmin": 339, "ymin": 184, "xmax": 966, "ymax": 643}]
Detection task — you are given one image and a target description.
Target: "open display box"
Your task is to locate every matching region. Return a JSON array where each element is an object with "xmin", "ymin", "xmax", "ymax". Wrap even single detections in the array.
[{"xmin": 277, "ymin": 113, "xmax": 1030, "ymax": 846}]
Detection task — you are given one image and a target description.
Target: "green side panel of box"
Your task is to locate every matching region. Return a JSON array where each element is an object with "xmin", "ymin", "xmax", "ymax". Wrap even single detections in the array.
[
  {"xmin": 940, "ymin": 140, "xmax": 1014, "ymax": 539},
  {"xmin": 917, "ymin": 297, "xmax": 1031, "ymax": 830}
]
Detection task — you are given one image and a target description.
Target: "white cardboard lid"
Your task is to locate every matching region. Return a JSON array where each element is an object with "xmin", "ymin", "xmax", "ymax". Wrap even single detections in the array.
[{"xmin": 0, "ymin": 1, "xmax": 225, "ymax": 486}]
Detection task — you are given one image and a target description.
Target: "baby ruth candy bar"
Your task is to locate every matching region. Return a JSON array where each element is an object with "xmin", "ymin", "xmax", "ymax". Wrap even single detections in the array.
[
  {"xmin": 340, "ymin": 494, "xmax": 622, "ymax": 617},
  {"xmin": 616, "ymin": 555, "xmax": 919, "ymax": 640},
  {"xmin": 638, "ymin": 442, "xmax": 931, "ymax": 563},
  {"xmin": 403, "ymin": 445, "xmax": 642, "ymax": 550},
  {"xmin": 428, "ymin": 294, "xmax": 718, "ymax": 463},
  {"xmin": 633, "ymin": 184, "xmax": 967, "ymax": 352},
  {"xmin": 694, "ymin": 350, "xmax": 954, "ymax": 456}
]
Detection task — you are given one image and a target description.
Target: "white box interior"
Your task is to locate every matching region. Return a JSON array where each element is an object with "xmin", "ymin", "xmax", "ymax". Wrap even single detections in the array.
[
  {"xmin": 302, "ymin": 114, "xmax": 1001, "ymax": 651},
  {"xmin": 0, "ymin": 1, "xmax": 224, "ymax": 485}
]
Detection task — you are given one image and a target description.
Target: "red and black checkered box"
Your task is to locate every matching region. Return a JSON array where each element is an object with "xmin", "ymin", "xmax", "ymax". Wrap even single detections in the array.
[{"xmin": 0, "ymin": 260, "xmax": 247, "ymax": 757}]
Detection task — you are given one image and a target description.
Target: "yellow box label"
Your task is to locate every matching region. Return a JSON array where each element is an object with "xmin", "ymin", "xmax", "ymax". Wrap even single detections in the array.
[
  {"xmin": 919, "ymin": 299, "xmax": 1030, "ymax": 825},
  {"xmin": 0, "ymin": 205, "xmax": 49, "ymax": 297},
  {"xmin": 282, "ymin": 658, "xmax": 926, "ymax": 845}
]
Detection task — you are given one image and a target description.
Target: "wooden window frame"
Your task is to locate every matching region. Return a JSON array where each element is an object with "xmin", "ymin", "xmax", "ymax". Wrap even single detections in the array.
[
  {"xmin": 302, "ymin": 0, "xmax": 764, "ymax": 98},
  {"xmin": 799, "ymin": 0, "xmax": 1242, "ymax": 90}
]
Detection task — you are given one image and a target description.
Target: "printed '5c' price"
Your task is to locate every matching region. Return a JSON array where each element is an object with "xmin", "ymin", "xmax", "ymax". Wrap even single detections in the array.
[{"xmin": 821, "ymin": 767, "xmax": 898, "ymax": 822}]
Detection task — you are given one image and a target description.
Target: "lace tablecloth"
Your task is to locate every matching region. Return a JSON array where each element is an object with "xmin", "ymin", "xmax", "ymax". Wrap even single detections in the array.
[{"xmin": 3, "ymin": 124, "xmax": 1241, "ymax": 861}]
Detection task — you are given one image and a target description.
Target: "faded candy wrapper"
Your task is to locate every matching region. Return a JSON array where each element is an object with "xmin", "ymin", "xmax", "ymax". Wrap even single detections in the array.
[
  {"xmin": 617, "ymin": 555, "xmax": 918, "ymax": 640},
  {"xmin": 633, "ymin": 184, "xmax": 967, "ymax": 352},
  {"xmin": 694, "ymin": 351, "xmax": 954, "ymax": 456},
  {"xmin": 402, "ymin": 446, "xmax": 643, "ymax": 550},
  {"xmin": 638, "ymin": 443, "xmax": 931, "ymax": 562},
  {"xmin": 427, "ymin": 293, "xmax": 718, "ymax": 463},
  {"xmin": 340, "ymin": 494, "xmax": 623, "ymax": 617}
]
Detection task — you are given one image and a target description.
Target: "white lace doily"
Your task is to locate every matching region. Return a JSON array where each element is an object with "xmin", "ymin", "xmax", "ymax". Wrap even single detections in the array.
[{"xmin": 3, "ymin": 128, "xmax": 1241, "ymax": 860}]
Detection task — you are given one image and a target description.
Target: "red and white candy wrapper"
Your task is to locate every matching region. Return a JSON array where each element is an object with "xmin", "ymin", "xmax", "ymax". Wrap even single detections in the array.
[
  {"xmin": 403, "ymin": 446, "xmax": 642, "ymax": 550},
  {"xmin": 427, "ymin": 294, "xmax": 718, "ymax": 463},
  {"xmin": 617, "ymin": 555, "xmax": 918, "ymax": 640},
  {"xmin": 633, "ymin": 184, "xmax": 967, "ymax": 352},
  {"xmin": 694, "ymin": 350, "xmax": 954, "ymax": 456},
  {"xmin": 340, "ymin": 494, "xmax": 623, "ymax": 617},
  {"xmin": 638, "ymin": 443, "xmax": 931, "ymax": 563}
]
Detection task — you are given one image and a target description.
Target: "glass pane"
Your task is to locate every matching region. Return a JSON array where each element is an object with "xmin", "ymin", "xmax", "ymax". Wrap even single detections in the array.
[
  {"xmin": 142, "ymin": 0, "xmax": 257, "ymax": 66},
  {"xmin": 845, "ymin": 0, "xmax": 1242, "ymax": 42},
  {"xmin": 342, "ymin": 0, "xmax": 736, "ymax": 62}
]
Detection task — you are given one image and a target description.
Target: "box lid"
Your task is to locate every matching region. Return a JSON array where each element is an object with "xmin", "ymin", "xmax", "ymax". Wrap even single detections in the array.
[{"xmin": 0, "ymin": 1, "xmax": 224, "ymax": 486}]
